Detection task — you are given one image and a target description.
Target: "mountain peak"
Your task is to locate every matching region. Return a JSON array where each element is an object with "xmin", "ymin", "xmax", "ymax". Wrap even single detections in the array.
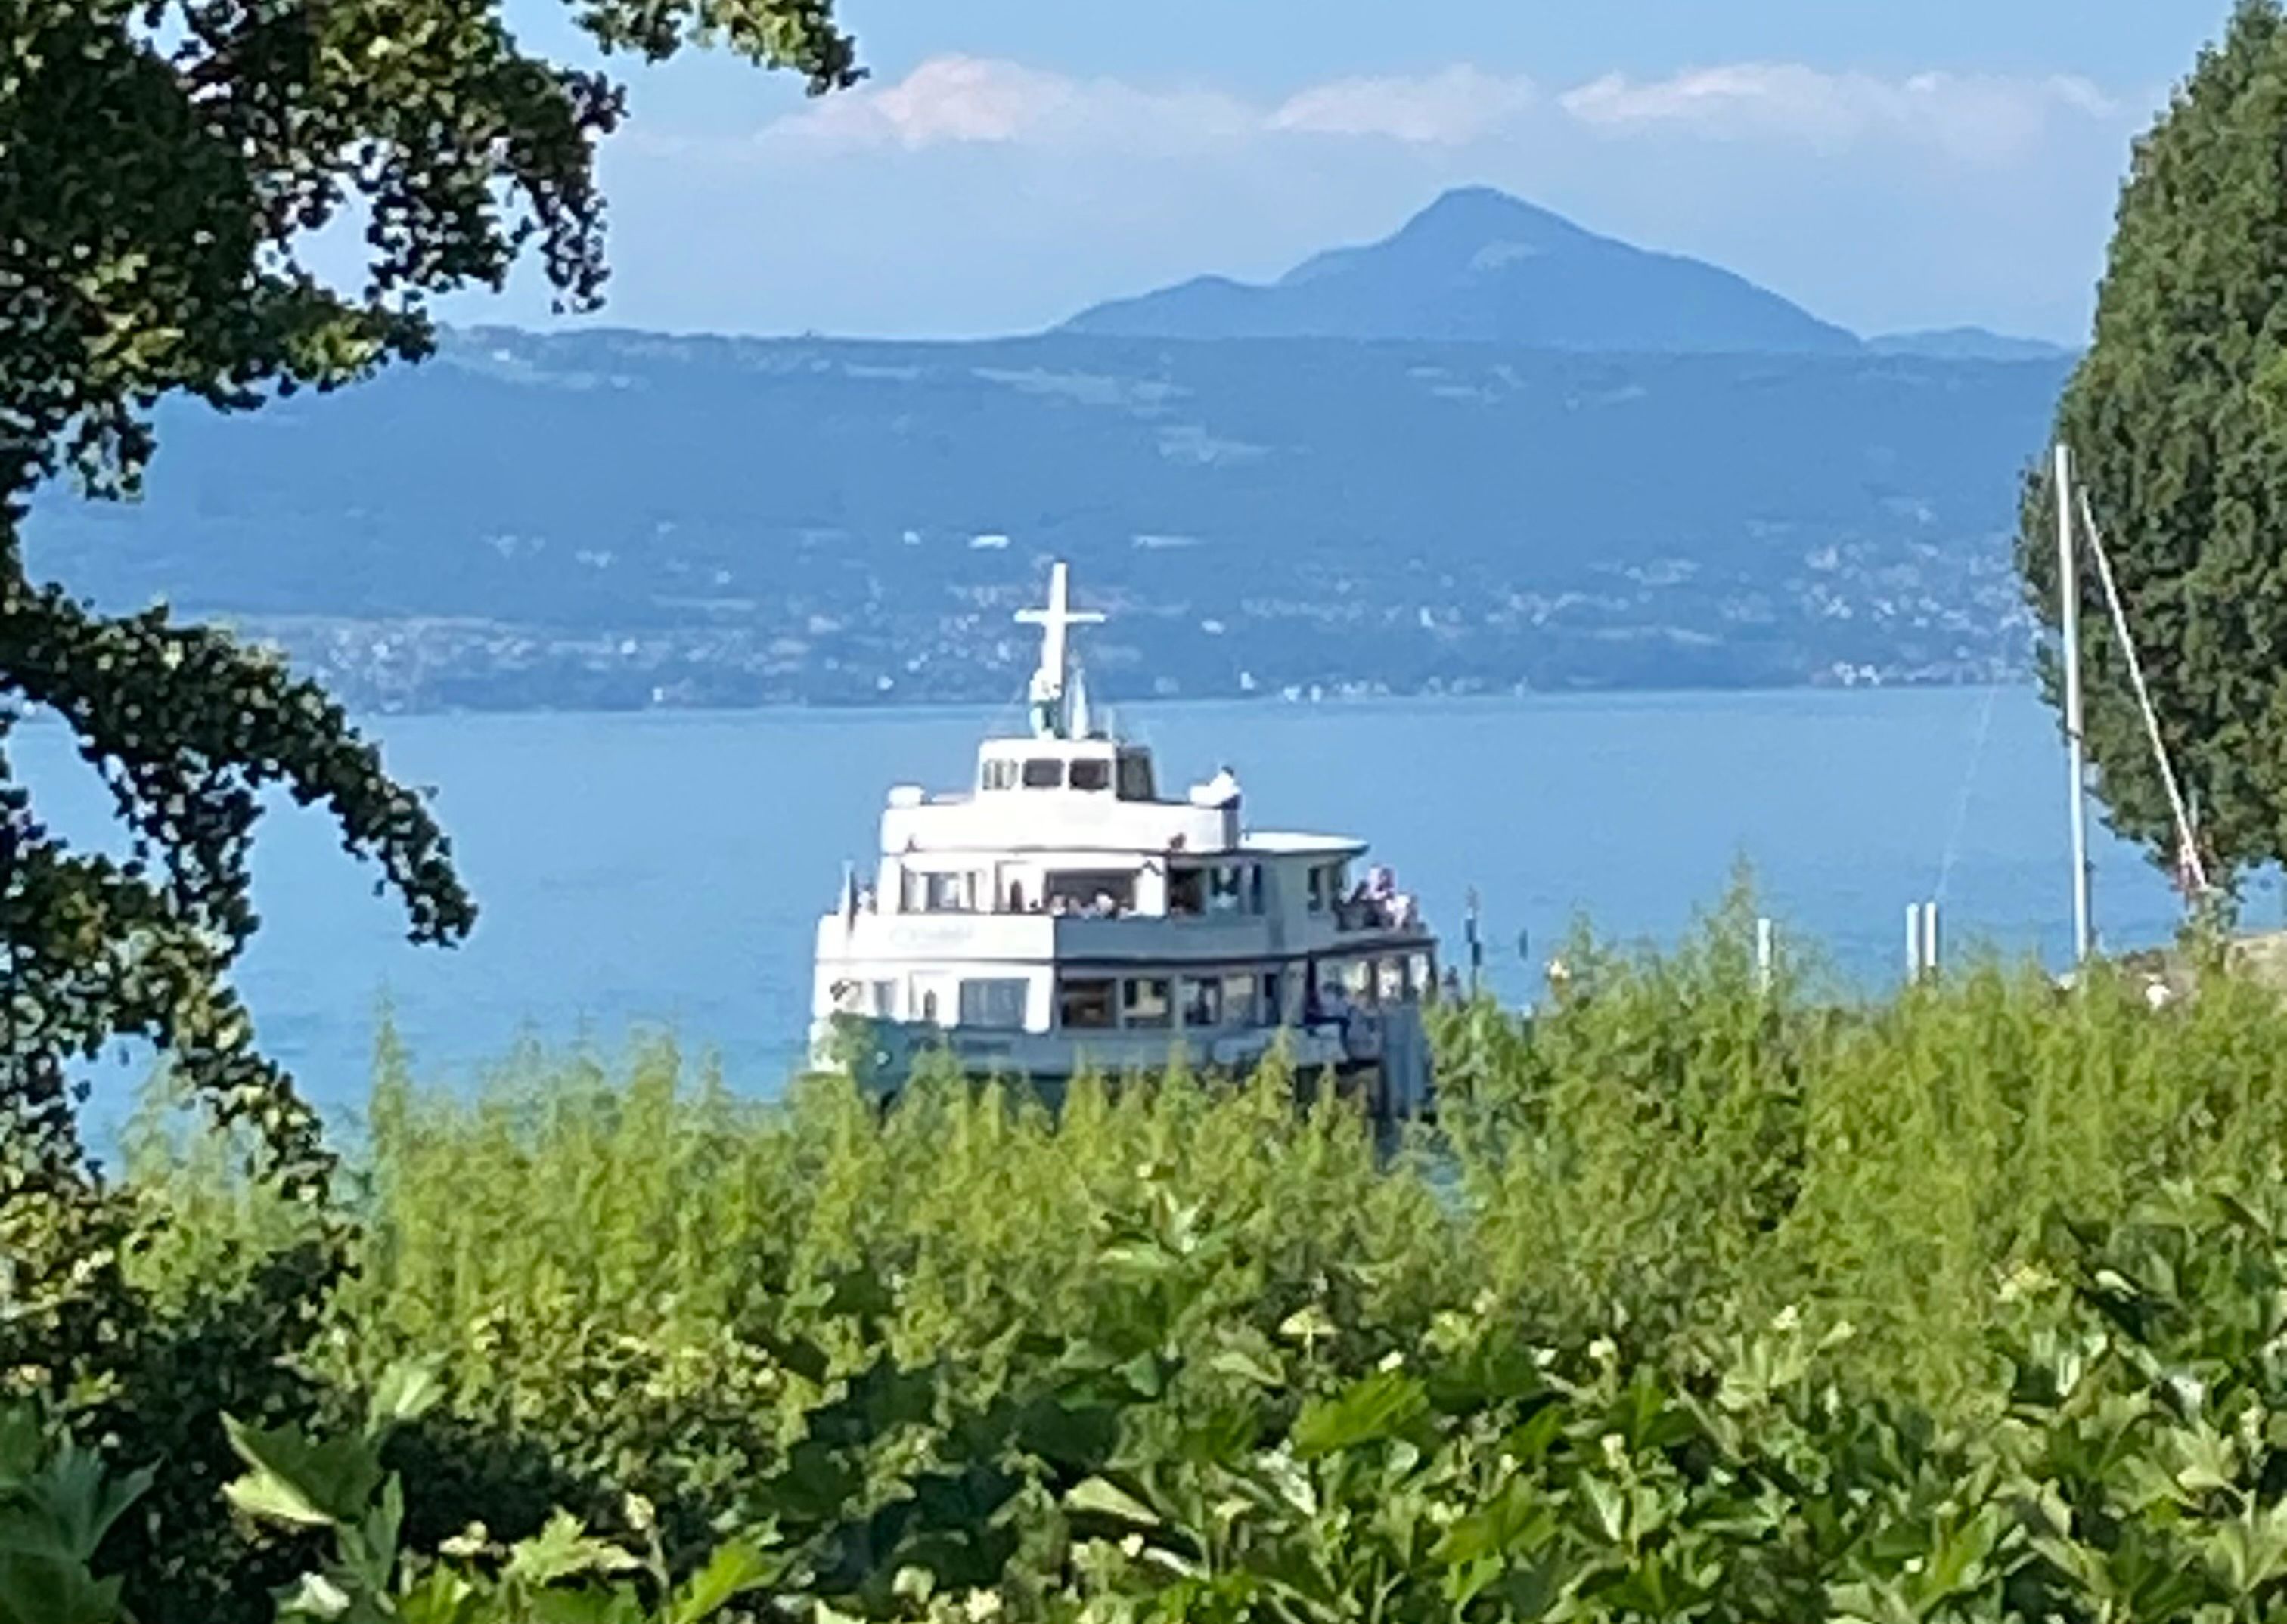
[
  {"xmin": 1057, "ymin": 188, "xmax": 1859, "ymax": 355},
  {"xmin": 1406, "ymin": 184, "xmax": 1587, "ymax": 241},
  {"xmin": 1277, "ymin": 186, "xmax": 1590, "ymax": 290}
]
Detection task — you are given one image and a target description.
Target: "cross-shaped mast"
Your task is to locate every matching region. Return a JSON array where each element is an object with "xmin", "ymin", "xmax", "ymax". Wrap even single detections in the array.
[{"xmin": 1015, "ymin": 560, "xmax": 1104, "ymax": 738}]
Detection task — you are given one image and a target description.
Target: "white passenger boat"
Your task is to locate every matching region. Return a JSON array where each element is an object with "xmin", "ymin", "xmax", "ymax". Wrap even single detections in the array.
[{"xmin": 811, "ymin": 561, "xmax": 1439, "ymax": 1114}]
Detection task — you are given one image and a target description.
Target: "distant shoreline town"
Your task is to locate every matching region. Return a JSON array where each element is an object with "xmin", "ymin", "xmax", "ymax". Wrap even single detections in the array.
[{"xmin": 216, "ymin": 588, "xmax": 2033, "ymax": 717}]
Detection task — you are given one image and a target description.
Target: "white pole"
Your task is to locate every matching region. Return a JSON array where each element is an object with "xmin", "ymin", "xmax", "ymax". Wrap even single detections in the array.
[
  {"xmin": 1755, "ymin": 916, "xmax": 1775, "ymax": 994},
  {"xmin": 2056, "ymin": 445, "xmax": 2094, "ymax": 965},
  {"xmin": 1922, "ymin": 900, "xmax": 1941, "ymax": 977},
  {"xmin": 1907, "ymin": 903, "xmax": 1924, "ymax": 983}
]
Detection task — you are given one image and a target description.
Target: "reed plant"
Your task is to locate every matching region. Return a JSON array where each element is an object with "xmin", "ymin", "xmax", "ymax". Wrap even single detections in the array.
[{"xmin": 88, "ymin": 892, "xmax": 2287, "ymax": 1619}]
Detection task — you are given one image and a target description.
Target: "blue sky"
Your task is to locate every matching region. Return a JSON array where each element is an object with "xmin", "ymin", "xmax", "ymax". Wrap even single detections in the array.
[{"xmin": 463, "ymin": 0, "xmax": 2233, "ymax": 342}]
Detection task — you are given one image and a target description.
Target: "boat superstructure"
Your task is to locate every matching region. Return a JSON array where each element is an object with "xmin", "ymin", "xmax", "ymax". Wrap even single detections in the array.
[{"xmin": 811, "ymin": 561, "xmax": 1439, "ymax": 1114}]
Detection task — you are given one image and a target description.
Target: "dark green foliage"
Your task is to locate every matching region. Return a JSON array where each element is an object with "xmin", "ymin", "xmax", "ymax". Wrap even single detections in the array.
[
  {"xmin": 0, "ymin": 1401, "xmax": 149, "ymax": 1624},
  {"xmin": 0, "ymin": 0, "xmax": 860, "ymax": 1222},
  {"xmin": 0, "ymin": 0, "xmax": 856, "ymax": 1613},
  {"xmin": 2020, "ymin": 0, "xmax": 2287, "ymax": 888}
]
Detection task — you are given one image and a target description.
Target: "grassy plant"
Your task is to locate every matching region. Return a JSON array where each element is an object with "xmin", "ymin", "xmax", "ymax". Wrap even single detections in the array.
[{"xmin": 83, "ymin": 892, "xmax": 2287, "ymax": 1618}]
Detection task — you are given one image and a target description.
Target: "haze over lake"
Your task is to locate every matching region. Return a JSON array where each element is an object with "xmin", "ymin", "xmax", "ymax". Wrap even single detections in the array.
[{"xmin": 26, "ymin": 686, "xmax": 2201, "ymax": 1130}]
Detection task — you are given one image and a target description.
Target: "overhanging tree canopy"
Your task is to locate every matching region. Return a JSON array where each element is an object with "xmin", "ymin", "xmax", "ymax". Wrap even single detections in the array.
[
  {"xmin": 0, "ymin": 0, "xmax": 858, "ymax": 1347},
  {"xmin": 2020, "ymin": 0, "xmax": 2287, "ymax": 897}
]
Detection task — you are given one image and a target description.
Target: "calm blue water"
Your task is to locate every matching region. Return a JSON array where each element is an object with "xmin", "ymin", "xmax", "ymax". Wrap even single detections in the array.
[{"xmin": 19, "ymin": 687, "xmax": 2210, "ymax": 1130}]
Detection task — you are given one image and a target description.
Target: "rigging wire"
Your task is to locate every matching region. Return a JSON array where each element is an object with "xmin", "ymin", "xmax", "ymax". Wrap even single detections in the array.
[
  {"xmin": 1934, "ymin": 677, "xmax": 2001, "ymax": 907},
  {"xmin": 2077, "ymin": 488, "xmax": 2211, "ymax": 897}
]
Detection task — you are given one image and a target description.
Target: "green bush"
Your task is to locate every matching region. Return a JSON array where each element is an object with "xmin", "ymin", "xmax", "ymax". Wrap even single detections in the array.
[{"xmin": 53, "ymin": 899, "xmax": 2287, "ymax": 1620}]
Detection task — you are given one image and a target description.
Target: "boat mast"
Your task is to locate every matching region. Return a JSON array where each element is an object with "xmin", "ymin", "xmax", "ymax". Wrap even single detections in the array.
[
  {"xmin": 1016, "ymin": 560, "xmax": 1104, "ymax": 739},
  {"xmin": 2055, "ymin": 444, "xmax": 2094, "ymax": 965}
]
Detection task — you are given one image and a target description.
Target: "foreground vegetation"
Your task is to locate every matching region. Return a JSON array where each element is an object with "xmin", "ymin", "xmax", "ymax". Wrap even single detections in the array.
[
  {"xmin": 11, "ymin": 903, "xmax": 2287, "ymax": 1619},
  {"xmin": 15, "ymin": 1, "xmax": 2287, "ymax": 1617}
]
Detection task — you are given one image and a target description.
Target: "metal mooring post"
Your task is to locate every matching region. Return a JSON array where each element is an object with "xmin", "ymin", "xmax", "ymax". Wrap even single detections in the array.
[
  {"xmin": 1464, "ymin": 887, "xmax": 1483, "ymax": 999},
  {"xmin": 1905, "ymin": 900, "xmax": 1941, "ymax": 982}
]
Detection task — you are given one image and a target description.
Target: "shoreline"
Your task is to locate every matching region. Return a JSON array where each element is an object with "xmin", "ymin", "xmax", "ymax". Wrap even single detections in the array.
[{"xmin": 8, "ymin": 673, "xmax": 2046, "ymax": 730}]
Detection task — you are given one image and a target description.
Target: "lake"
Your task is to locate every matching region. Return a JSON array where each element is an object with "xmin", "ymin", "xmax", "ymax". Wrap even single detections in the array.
[{"xmin": 20, "ymin": 686, "xmax": 2213, "ymax": 1131}]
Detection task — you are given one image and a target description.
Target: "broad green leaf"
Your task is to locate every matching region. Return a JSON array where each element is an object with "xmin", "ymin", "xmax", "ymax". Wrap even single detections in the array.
[
  {"xmin": 1064, "ymin": 1477, "xmax": 1162, "ymax": 1529},
  {"xmin": 367, "ymin": 1362, "xmax": 446, "ymax": 1431},
  {"xmin": 1291, "ymin": 1371, "xmax": 1428, "ymax": 1458},
  {"xmin": 221, "ymin": 1416, "xmax": 383, "ymax": 1531},
  {"xmin": 502, "ymin": 1511, "xmax": 642, "ymax": 1589},
  {"xmin": 670, "ymin": 1539, "xmax": 781, "ymax": 1622}
]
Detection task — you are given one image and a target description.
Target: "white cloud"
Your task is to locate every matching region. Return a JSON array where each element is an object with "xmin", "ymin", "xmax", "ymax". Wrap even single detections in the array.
[
  {"xmin": 768, "ymin": 54, "xmax": 1255, "ymax": 155},
  {"xmin": 816, "ymin": 55, "xmax": 1071, "ymax": 147},
  {"xmin": 765, "ymin": 55, "xmax": 2125, "ymax": 167},
  {"xmin": 1559, "ymin": 64, "xmax": 2121, "ymax": 162},
  {"xmin": 1270, "ymin": 66, "xmax": 1537, "ymax": 146},
  {"xmin": 569, "ymin": 53, "xmax": 2152, "ymax": 345}
]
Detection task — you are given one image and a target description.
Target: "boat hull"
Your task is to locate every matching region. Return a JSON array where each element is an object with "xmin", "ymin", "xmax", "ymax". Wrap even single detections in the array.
[{"xmin": 811, "ymin": 1006, "xmax": 1434, "ymax": 1120}]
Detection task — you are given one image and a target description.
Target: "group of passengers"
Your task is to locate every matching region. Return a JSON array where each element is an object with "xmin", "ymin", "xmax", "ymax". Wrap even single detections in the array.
[
  {"xmin": 999, "ymin": 882, "xmax": 1128, "ymax": 918},
  {"xmin": 1335, "ymin": 864, "xmax": 1420, "ymax": 931}
]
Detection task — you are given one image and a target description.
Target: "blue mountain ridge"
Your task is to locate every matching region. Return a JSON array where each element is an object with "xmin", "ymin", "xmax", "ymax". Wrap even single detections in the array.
[
  {"xmin": 17, "ymin": 187, "xmax": 2076, "ymax": 710},
  {"xmin": 1062, "ymin": 187, "xmax": 2068, "ymax": 362}
]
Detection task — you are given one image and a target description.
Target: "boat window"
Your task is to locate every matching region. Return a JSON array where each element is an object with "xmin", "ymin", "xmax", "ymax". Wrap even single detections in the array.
[
  {"xmin": 1249, "ymin": 866, "xmax": 1265, "ymax": 915},
  {"xmin": 959, "ymin": 978, "xmax": 1029, "ymax": 1031},
  {"xmin": 1377, "ymin": 959, "xmax": 1407, "ymax": 1005},
  {"xmin": 1221, "ymin": 972, "xmax": 1258, "ymax": 1025},
  {"xmin": 921, "ymin": 990, "xmax": 941, "ymax": 1024},
  {"xmin": 1168, "ymin": 867, "xmax": 1207, "ymax": 917},
  {"xmin": 1116, "ymin": 752, "xmax": 1156, "ymax": 801},
  {"xmin": 1022, "ymin": 758, "xmax": 1064, "ymax": 789},
  {"xmin": 1069, "ymin": 758, "xmax": 1112, "ymax": 792},
  {"xmin": 1207, "ymin": 864, "xmax": 1249, "ymax": 914},
  {"xmin": 1306, "ymin": 866, "xmax": 1328, "ymax": 914},
  {"xmin": 870, "ymin": 981, "xmax": 899, "ymax": 1018},
  {"xmin": 1122, "ymin": 977, "xmax": 1173, "ymax": 1030},
  {"xmin": 1341, "ymin": 959, "xmax": 1375, "ymax": 1003},
  {"xmin": 1181, "ymin": 977, "xmax": 1221, "ymax": 1028},
  {"xmin": 980, "ymin": 758, "xmax": 1019, "ymax": 792},
  {"xmin": 923, "ymin": 871, "xmax": 973, "ymax": 913},
  {"xmin": 1059, "ymin": 978, "xmax": 1116, "ymax": 1030},
  {"xmin": 1261, "ymin": 972, "xmax": 1283, "ymax": 1025}
]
